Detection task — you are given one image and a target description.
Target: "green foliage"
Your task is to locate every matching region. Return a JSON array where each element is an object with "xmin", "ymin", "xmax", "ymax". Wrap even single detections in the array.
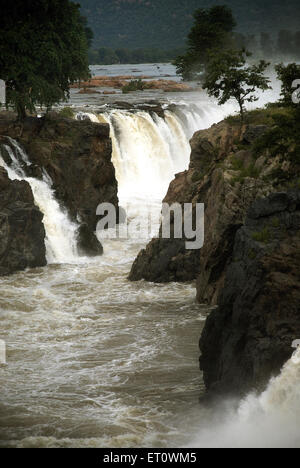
[
  {"xmin": 59, "ymin": 107, "xmax": 75, "ymax": 119},
  {"xmin": 79, "ymin": 15, "xmax": 94, "ymax": 48},
  {"xmin": 174, "ymin": 5, "xmax": 236, "ymax": 80},
  {"xmin": 225, "ymin": 105, "xmax": 291, "ymax": 126},
  {"xmin": 0, "ymin": 0, "xmax": 90, "ymax": 119},
  {"xmin": 231, "ymin": 163, "xmax": 260, "ymax": 185},
  {"xmin": 253, "ymin": 107, "xmax": 300, "ymax": 164},
  {"xmin": 88, "ymin": 47, "xmax": 183, "ymax": 65},
  {"xmin": 203, "ymin": 49, "xmax": 271, "ymax": 120},
  {"xmin": 230, "ymin": 156, "xmax": 245, "ymax": 171},
  {"xmin": 77, "ymin": 1, "xmax": 300, "ymax": 52},
  {"xmin": 275, "ymin": 63, "xmax": 300, "ymax": 106},
  {"xmin": 252, "ymin": 227, "xmax": 271, "ymax": 243},
  {"xmin": 122, "ymin": 79, "xmax": 148, "ymax": 94}
]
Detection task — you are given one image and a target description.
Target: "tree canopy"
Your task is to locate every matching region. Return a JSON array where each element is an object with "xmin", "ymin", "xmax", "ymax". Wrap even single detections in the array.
[
  {"xmin": 0, "ymin": 0, "xmax": 90, "ymax": 119},
  {"xmin": 77, "ymin": 0, "xmax": 300, "ymax": 51},
  {"xmin": 203, "ymin": 49, "xmax": 271, "ymax": 120},
  {"xmin": 275, "ymin": 63, "xmax": 300, "ymax": 106},
  {"xmin": 174, "ymin": 5, "xmax": 236, "ymax": 81}
]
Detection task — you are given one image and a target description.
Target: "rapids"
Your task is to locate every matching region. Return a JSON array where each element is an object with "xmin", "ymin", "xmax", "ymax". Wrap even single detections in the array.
[{"xmin": 0, "ymin": 65, "xmax": 298, "ymax": 448}]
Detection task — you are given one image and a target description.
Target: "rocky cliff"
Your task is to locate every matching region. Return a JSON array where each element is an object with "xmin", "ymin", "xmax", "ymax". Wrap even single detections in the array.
[
  {"xmin": 130, "ymin": 120, "xmax": 273, "ymax": 297},
  {"xmin": 130, "ymin": 110, "xmax": 300, "ymax": 395},
  {"xmin": 0, "ymin": 112, "xmax": 119, "ymax": 256},
  {"xmin": 200, "ymin": 190, "xmax": 300, "ymax": 395},
  {"xmin": 0, "ymin": 167, "xmax": 46, "ymax": 276}
]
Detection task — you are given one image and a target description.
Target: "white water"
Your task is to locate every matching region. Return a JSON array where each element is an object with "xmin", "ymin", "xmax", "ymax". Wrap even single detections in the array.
[
  {"xmin": 0, "ymin": 77, "xmax": 298, "ymax": 447},
  {"xmin": 189, "ymin": 348, "xmax": 300, "ymax": 448},
  {"xmin": 77, "ymin": 100, "xmax": 232, "ymax": 201},
  {"xmin": 0, "ymin": 140, "xmax": 79, "ymax": 263}
]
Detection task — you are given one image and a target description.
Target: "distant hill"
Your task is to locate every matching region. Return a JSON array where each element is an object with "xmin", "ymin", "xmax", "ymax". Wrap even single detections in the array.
[{"xmin": 77, "ymin": 0, "xmax": 300, "ymax": 49}]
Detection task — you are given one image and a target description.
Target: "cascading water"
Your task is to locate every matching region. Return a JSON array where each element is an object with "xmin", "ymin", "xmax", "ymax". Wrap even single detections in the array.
[
  {"xmin": 77, "ymin": 101, "xmax": 230, "ymax": 202},
  {"xmin": 0, "ymin": 139, "xmax": 79, "ymax": 263},
  {"xmin": 188, "ymin": 348, "xmax": 300, "ymax": 448},
  {"xmin": 0, "ymin": 75, "xmax": 297, "ymax": 447}
]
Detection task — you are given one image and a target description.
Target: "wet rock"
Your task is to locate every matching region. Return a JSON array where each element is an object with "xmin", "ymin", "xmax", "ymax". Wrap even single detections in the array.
[
  {"xmin": 200, "ymin": 190, "xmax": 300, "ymax": 396},
  {"xmin": 0, "ymin": 113, "xmax": 119, "ymax": 257},
  {"xmin": 0, "ymin": 167, "xmax": 46, "ymax": 276},
  {"xmin": 77, "ymin": 223, "xmax": 103, "ymax": 257}
]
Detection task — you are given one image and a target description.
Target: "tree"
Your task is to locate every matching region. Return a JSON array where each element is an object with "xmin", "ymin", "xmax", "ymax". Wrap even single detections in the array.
[
  {"xmin": 203, "ymin": 49, "xmax": 271, "ymax": 121},
  {"xmin": 0, "ymin": 0, "xmax": 90, "ymax": 119},
  {"xmin": 79, "ymin": 15, "xmax": 94, "ymax": 48},
  {"xmin": 174, "ymin": 5, "xmax": 236, "ymax": 81},
  {"xmin": 275, "ymin": 63, "xmax": 300, "ymax": 106}
]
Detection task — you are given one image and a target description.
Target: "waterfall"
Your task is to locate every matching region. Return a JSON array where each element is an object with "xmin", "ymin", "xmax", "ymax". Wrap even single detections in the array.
[
  {"xmin": 77, "ymin": 102, "xmax": 225, "ymax": 202},
  {"xmin": 0, "ymin": 139, "xmax": 79, "ymax": 264},
  {"xmin": 189, "ymin": 348, "xmax": 300, "ymax": 448}
]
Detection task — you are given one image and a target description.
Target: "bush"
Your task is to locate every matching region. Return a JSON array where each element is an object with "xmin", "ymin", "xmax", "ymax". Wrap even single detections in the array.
[
  {"xmin": 122, "ymin": 79, "xmax": 147, "ymax": 94},
  {"xmin": 231, "ymin": 163, "xmax": 260, "ymax": 185},
  {"xmin": 253, "ymin": 106, "xmax": 300, "ymax": 164},
  {"xmin": 59, "ymin": 107, "xmax": 75, "ymax": 119}
]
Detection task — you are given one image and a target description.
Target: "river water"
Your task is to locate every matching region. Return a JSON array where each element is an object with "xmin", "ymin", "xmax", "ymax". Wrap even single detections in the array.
[{"xmin": 0, "ymin": 64, "xmax": 299, "ymax": 448}]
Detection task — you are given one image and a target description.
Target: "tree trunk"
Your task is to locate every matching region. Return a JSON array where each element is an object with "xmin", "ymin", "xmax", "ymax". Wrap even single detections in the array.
[
  {"xmin": 16, "ymin": 96, "xmax": 27, "ymax": 121},
  {"xmin": 239, "ymin": 101, "xmax": 245, "ymax": 123}
]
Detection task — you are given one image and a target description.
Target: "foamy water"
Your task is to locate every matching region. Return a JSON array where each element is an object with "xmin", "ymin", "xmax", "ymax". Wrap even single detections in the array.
[{"xmin": 1, "ymin": 72, "xmax": 297, "ymax": 448}]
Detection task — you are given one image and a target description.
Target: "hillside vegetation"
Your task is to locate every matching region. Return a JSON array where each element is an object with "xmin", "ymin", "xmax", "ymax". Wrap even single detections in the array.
[{"xmin": 78, "ymin": 0, "xmax": 300, "ymax": 49}]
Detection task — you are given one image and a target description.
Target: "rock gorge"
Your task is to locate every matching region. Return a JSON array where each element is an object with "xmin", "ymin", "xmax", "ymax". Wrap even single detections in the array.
[
  {"xmin": 130, "ymin": 115, "xmax": 300, "ymax": 396},
  {"xmin": 0, "ymin": 112, "xmax": 119, "ymax": 269}
]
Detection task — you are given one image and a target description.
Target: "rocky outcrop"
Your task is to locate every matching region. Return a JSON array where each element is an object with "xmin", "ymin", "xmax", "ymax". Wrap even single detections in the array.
[
  {"xmin": 0, "ymin": 167, "xmax": 46, "ymax": 276},
  {"xmin": 71, "ymin": 75, "xmax": 194, "ymax": 93},
  {"xmin": 130, "ymin": 114, "xmax": 300, "ymax": 395},
  {"xmin": 200, "ymin": 190, "xmax": 300, "ymax": 396},
  {"xmin": 0, "ymin": 112, "xmax": 119, "ymax": 256},
  {"xmin": 129, "ymin": 121, "xmax": 274, "ymax": 292}
]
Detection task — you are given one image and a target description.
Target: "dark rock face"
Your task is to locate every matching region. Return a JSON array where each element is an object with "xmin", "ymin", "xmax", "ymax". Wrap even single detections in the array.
[
  {"xmin": 200, "ymin": 191, "xmax": 300, "ymax": 396},
  {"xmin": 129, "ymin": 237, "xmax": 200, "ymax": 283},
  {"xmin": 0, "ymin": 113, "xmax": 119, "ymax": 256},
  {"xmin": 0, "ymin": 167, "xmax": 46, "ymax": 276},
  {"xmin": 77, "ymin": 223, "xmax": 103, "ymax": 257},
  {"xmin": 129, "ymin": 170, "xmax": 201, "ymax": 282},
  {"xmin": 129, "ymin": 121, "xmax": 272, "ymax": 288}
]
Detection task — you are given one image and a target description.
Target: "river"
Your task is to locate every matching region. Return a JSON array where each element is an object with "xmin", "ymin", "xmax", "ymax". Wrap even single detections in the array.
[{"xmin": 0, "ymin": 64, "xmax": 299, "ymax": 448}]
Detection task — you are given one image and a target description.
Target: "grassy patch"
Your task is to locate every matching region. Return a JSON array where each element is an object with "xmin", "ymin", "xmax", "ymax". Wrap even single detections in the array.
[
  {"xmin": 225, "ymin": 105, "xmax": 292, "ymax": 126},
  {"xmin": 230, "ymin": 155, "xmax": 245, "ymax": 171},
  {"xmin": 231, "ymin": 163, "xmax": 260, "ymax": 186}
]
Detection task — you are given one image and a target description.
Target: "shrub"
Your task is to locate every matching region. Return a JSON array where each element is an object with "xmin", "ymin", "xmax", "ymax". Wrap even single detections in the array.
[
  {"xmin": 59, "ymin": 107, "xmax": 75, "ymax": 119},
  {"xmin": 122, "ymin": 79, "xmax": 147, "ymax": 94}
]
